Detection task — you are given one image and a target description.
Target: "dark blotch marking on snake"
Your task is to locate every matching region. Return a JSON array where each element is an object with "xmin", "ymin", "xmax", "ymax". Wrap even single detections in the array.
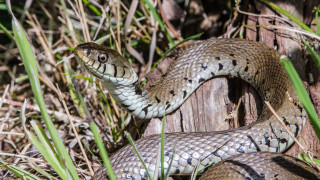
[
  {"xmin": 97, "ymin": 62, "xmax": 101, "ymax": 70},
  {"xmin": 165, "ymin": 151, "xmax": 172, "ymax": 156},
  {"xmin": 244, "ymin": 66, "xmax": 249, "ymax": 72},
  {"xmin": 293, "ymin": 124, "xmax": 299, "ymax": 136},
  {"xmin": 218, "ymin": 63, "xmax": 223, "ymax": 71},
  {"xmin": 121, "ymin": 67, "xmax": 127, "ymax": 78},
  {"xmin": 230, "ymin": 53, "xmax": 235, "ymax": 57},
  {"xmin": 293, "ymin": 99, "xmax": 304, "ymax": 113},
  {"xmin": 297, "ymin": 104, "xmax": 303, "ymax": 113},
  {"xmin": 232, "ymin": 60, "xmax": 237, "ymax": 66},
  {"xmin": 199, "ymin": 63, "xmax": 207, "ymax": 70},
  {"xmin": 142, "ymin": 104, "xmax": 152, "ymax": 115},
  {"xmin": 237, "ymin": 143, "xmax": 245, "ymax": 153},
  {"xmin": 215, "ymin": 56, "xmax": 221, "ymax": 60},
  {"xmin": 161, "ymin": 72, "xmax": 167, "ymax": 77},
  {"xmin": 282, "ymin": 117, "xmax": 290, "ymax": 126},
  {"xmin": 198, "ymin": 78, "xmax": 205, "ymax": 83},
  {"xmin": 127, "ymin": 108, "xmax": 134, "ymax": 113},
  {"xmin": 155, "ymin": 96, "xmax": 161, "ymax": 103},
  {"xmin": 121, "ymin": 103, "xmax": 130, "ymax": 108},
  {"xmin": 255, "ymin": 70, "xmax": 260, "ymax": 76},
  {"xmin": 165, "ymin": 101, "xmax": 171, "ymax": 110},
  {"xmin": 123, "ymin": 169, "xmax": 129, "ymax": 173},
  {"xmin": 134, "ymin": 82, "xmax": 143, "ymax": 95},
  {"xmin": 103, "ymin": 63, "xmax": 106, "ymax": 74},
  {"xmin": 183, "ymin": 77, "xmax": 193, "ymax": 84},
  {"xmin": 213, "ymin": 150, "xmax": 221, "ymax": 157},
  {"xmin": 211, "ymin": 72, "xmax": 215, "ymax": 77},
  {"xmin": 91, "ymin": 59, "xmax": 96, "ymax": 66},
  {"xmin": 183, "ymin": 91, "xmax": 187, "ymax": 99},
  {"xmin": 170, "ymin": 90, "xmax": 175, "ymax": 96},
  {"xmin": 112, "ymin": 64, "xmax": 117, "ymax": 77},
  {"xmin": 187, "ymin": 157, "xmax": 192, "ymax": 165},
  {"xmin": 264, "ymin": 132, "xmax": 270, "ymax": 145},
  {"xmin": 279, "ymin": 138, "xmax": 287, "ymax": 143}
]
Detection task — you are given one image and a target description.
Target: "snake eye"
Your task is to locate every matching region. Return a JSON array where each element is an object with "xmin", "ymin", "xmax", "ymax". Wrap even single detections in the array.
[{"xmin": 98, "ymin": 53, "xmax": 108, "ymax": 63}]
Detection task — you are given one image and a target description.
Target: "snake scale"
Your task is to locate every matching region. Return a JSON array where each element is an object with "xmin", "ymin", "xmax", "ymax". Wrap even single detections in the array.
[{"xmin": 74, "ymin": 38, "xmax": 319, "ymax": 179}]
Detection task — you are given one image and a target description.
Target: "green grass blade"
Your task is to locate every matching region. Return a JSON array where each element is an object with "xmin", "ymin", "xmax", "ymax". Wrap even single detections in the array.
[
  {"xmin": 82, "ymin": 139, "xmax": 102, "ymax": 165},
  {"xmin": 280, "ymin": 56, "xmax": 320, "ymax": 140},
  {"xmin": 301, "ymin": 38, "xmax": 320, "ymax": 70},
  {"xmin": 64, "ymin": 60, "xmax": 86, "ymax": 118},
  {"xmin": 8, "ymin": 1, "xmax": 79, "ymax": 178},
  {"xmin": 90, "ymin": 121, "xmax": 116, "ymax": 180},
  {"xmin": 95, "ymin": 35, "xmax": 110, "ymax": 44},
  {"xmin": 144, "ymin": 0, "xmax": 174, "ymax": 45},
  {"xmin": 21, "ymin": 101, "xmax": 68, "ymax": 179},
  {"xmin": 125, "ymin": 132, "xmax": 153, "ymax": 179},
  {"xmin": 164, "ymin": 141, "xmax": 177, "ymax": 179},
  {"xmin": 82, "ymin": 0, "xmax": 101, "ymax": 16},
  {"xmin": 0, "ymin": 160, "xmax": 41, "ymax": 180},
  {"xmin": 298, "ymin": 153, "xmax": 320, "ymax": 166},
  {"xmin": 259, "ymin": 0, "xmax": 314, "ymax": 34},
  {"xmin": 0, "ymin": 22, "xmax": 13, "ymax": 40},
  {"xmin": 192, "ymin": 160, "xmax": 215, "ymax": 180},
  {"xmin": 73, "ymin": 74, "xmax": 94, "ymax": 82},
  {"xmin": 30, "ymin": 165, "xmax": 58, "ymax": 180}
]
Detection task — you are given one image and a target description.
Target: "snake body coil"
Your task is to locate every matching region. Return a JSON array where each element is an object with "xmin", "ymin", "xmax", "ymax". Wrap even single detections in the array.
[{"xmin": 74, "ymin": 38, "xmax": 319, "ymax": 179}]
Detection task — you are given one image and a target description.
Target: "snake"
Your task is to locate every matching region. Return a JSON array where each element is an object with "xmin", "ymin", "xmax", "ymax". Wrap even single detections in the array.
[{"xmin": 74, "ymin": 38, "xmax": 319, "ymax": 179}]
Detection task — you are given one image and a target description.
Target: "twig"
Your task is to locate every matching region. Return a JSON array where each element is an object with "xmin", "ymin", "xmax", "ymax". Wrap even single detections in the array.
[
  {"xmin": 235, "ymin": 5, "xmax": 291, "ymax": 24},
  {"xmin": 90, "ymin": 0, "xmax": 107, "ymax": 41},
  {"xmin": 55, "ymin": 84, "xmax": 94, "ymax": 175},
  {"xmin": 265, "ymin": 101, "xmax": 320, "ymax": 171},
  {"xmin": 124, "ymin": 0, "xmax": 145, "ymax": 64},
  {"xmin": 116, "ymin": 0, "xmax": 121, "ymax": 50},
  {"xmin": 0, "ymin": 152, "xmax": 46, "ymax": 163},
  {"xmin": 0, "ymin": 98, "xmax": 86, "ymax": 125},
  {"xmin": 76, "ymin": 0, "xmax": 91, "ymax": 42},
  {"xmin": 0, "ymin": 84, "xmax": 9, "ymax": 109},
  {"xmin": 266, "ymin": 101, "xmax": 306, "ymax": 151},
  {"xmin": 156, "ymin": 0, "xmax": 181, "ymax": 40}
]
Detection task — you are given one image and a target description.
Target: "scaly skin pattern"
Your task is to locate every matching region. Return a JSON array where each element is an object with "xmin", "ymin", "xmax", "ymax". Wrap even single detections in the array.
[
  {"xmin": 200, "ymin": 152, "xmax": 319, "ymax": 179},
  {"xmin": 74, "ymin": 38, "xmax": 319, "ymax": 179}
]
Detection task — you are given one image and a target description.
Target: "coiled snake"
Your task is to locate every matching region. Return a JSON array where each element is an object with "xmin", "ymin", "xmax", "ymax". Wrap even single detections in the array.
[{"xmin": 74, "ymin": 38, "xmax": 319, "ymax": 179}]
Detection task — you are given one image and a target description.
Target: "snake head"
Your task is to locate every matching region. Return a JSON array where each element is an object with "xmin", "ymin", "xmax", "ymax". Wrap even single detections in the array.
[{"xmin": 74, "ymin": 42, "xmax": 136, "ymax": 83}]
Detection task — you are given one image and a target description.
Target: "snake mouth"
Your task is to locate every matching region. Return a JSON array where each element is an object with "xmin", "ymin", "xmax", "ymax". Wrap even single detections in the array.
[{"xmin": 74, "ymin": 53, "xmax": 105, "ymax": 79}]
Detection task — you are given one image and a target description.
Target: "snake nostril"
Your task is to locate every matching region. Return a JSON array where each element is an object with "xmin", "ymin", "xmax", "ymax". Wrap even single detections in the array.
[{"xmin": 82, "ymin": 49, "xmax": 91, "ymax": 56}]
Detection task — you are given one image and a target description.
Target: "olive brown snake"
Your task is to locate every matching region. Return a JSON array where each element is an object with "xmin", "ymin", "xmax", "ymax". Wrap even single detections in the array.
[{"xmin": 74, "ymin": 38, "xmax": 319, "ymax": 179}]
